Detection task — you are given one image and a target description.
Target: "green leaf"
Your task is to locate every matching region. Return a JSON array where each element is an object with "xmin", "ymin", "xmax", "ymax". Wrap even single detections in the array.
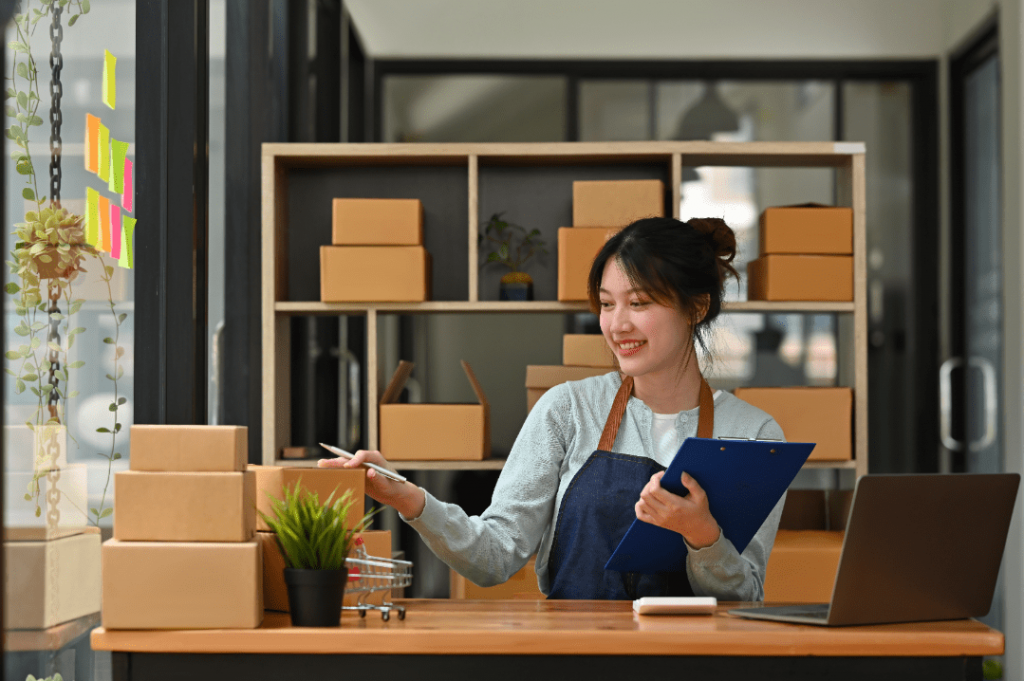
[
  {"xmin": 99, "ymin": 507, "xmax": 112, "ymax": 519},
  {"xmin": 4, "ymin": 281, "xmax": 20, "ymax": 294},
  {"xmin": 48, "ymin": 341, "xmax": 61, "ymax": 352},
  {"xmin": 68, "ymin": 390, "xmax": 79, "ymax": 398},
  {"xmin": 22, "ymin": 373, "xmax": 37, "ymax": 381},
  {"xmin": 82, "ymin": 0, "xmax": 90, "ymax": 13},
  {"xmin": 15, "ymin": 157, "xmax": 32, "ymax": 175},
  {"xmin": 69, "ymin": 360, "xmax": 84, "ymax": 368},
  {"xmin": 69, "ymin": 300, "xmax": 84, "ymax": 314},
  {"xmin": 108, "ymin": 403, "xmax": 117, "ymax": 412},
  {"xmin": 103, "ymin": 337, "xmax": 114, "ymax": 344},
  {"xmin": 26, "ymin": 115, "xmax": 42, "ymax": 127},
  {"xmin": 69, "ymin": 327, "xmax": 85, "ymax": 336},
  {"xmin": 5, "ymin": 350, "xmax": 20, "ymax": 360},
  {"xmin": 15, "ymin": 63, "xmax": 26, "ymax": 79},
  {"xmin": 49, "ymin": 312, "xmax": 63, "ymax": 321},
  {"xmin": 67, "ymin": 14, "xmax": 78, "ymax": 26},
  {"xmin": 15, "ymin": 379, "xmax": 25, "ymax": 393},
  {"xmin": 114, "ymin": 422, "xmax": 122, "ymax": 432},
  {"xmin": 96, "ymin": 427, "xmax": 110, "ymax": 433},
  {"xmin": 6, "ymin": 88, "xmax": 15, "ymax": 98},
  {"xmin": 90, "ymin": 507, "xmax": 99, "ymax": 516},
  {"xmin": 105, "ymin": 373, "xmax": 115, "ymax": 381},
  {"xmin": 118, "ymin": 312, "xmax": 127, "ymax": 323},
  {"xmin": 118, "ymin": 397, "xmax": 127, "ymax": 405},
  {"xmin": 113, "ymin": 452, "xmax": 121, "ymax": 460},
  {"xmin": 17, "ymin": 91, "xmax": 27, "ymax": 108}
]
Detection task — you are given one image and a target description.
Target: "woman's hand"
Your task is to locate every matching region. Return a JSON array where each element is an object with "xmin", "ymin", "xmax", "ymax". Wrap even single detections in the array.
[
  {"xmin": 635, "ymin": 470, "xmax": 721, "ymax": 549},
  {"xmin": 318, "ymin": 450, "xmax": 425, "ymax": 519}
]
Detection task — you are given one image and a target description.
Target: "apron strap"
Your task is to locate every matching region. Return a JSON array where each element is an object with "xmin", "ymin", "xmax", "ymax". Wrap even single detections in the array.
[
  {"xmin": 697, "ymin": 376, "xmax": 715, "ymax": 438},
  {"xmin": 598, "ymin": 373, "xmax": 716, "ymax": 451}
]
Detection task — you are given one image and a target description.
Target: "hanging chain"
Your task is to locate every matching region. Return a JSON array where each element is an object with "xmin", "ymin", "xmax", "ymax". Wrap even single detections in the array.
[
  {"xmin": 48, "ymin": 2, "xmax": 63, "ymax": 204},
  {"xmin": 46, "ymin": 283, "xmax": 62, "ymax": 416}
]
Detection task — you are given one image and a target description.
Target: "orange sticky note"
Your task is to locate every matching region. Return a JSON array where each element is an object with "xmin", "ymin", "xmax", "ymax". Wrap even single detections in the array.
[
  {"xmin": 98, "ymin": 196, "xmax": 110, "ymax": 253},
  {"xmin": 98, "ymin": 125, "xmax": 110, "ymax": 182},
  {"xmin": 102, "ymin": 50, "xmax": 116, "ymax": 110},
  {"xmin": 85, "ymin": 114, "xmax": 100, "ymax": 173},
  {"xmin": 85, "ymin": 187, "xmax": 99, "ymax": 247}
]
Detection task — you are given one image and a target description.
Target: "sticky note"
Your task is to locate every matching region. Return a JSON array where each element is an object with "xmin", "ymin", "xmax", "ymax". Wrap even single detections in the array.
[
  {"xmin": 121, "ymin": 158, "xmax": 133, "ymax": 212},
  {"xmin": 85, "ymin": 188, "xmax": 99, "ymax": 247},
  {"xmin": 119, "ymin": 217, "xmax": 136, "ymax": 269},
  {"xmin": 98, "ymin": 124, "xmax": 110, "ymax": 182},
  {"xmin": 85, "ymin": 114, "xmax": 100, "ymax": 173},
  {"xmin": 98, "ymin": 196, "xmax": 110, "ymax": 253},
  {"xmin": 109, "ymin": 139, "xmax": 128, "ymax": 194},
  {"xmin": 102, "ymin": 50, "xmax": 116, "ymax": 110},
  {"xmin": 110, "ymin": 204, "xmax": 121, "ymax": 259}
]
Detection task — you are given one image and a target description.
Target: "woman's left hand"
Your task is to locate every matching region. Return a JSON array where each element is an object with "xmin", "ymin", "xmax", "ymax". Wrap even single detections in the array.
[{"xmin": 635, "ymin": 471, "xmax": 721, "ymax": 549}]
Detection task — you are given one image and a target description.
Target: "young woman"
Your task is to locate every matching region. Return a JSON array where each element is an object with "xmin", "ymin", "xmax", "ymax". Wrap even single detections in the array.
[{"xmin": 320, "ymin": 216, "xmax": 786, "ymax": 601}]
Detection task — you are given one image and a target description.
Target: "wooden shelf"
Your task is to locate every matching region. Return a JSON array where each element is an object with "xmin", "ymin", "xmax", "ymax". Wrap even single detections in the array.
[
  {"xmin": 274, "ymin": 301, "xmax": 855, "ymax": 316},
  {"xmin": 275, "ymin": 458, "xmax": 854, "ymax": 472}
]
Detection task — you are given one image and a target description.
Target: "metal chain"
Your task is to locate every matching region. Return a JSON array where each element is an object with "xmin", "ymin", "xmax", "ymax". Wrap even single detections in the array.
[
  {"xmin": 46, "ymin": 283, "xmax": 62, "ymax": 414},
  {"xmin": 48, "ymin": 3, "xmax": 63, "ymax": 204}
]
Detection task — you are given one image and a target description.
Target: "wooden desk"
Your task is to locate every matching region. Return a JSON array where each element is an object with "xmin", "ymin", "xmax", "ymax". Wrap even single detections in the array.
[{"xmin": 91, "ymin": 600, "xmax": 1002, "ymax": 681}]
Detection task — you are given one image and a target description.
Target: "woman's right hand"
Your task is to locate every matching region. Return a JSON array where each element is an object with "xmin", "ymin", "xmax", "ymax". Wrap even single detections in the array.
[{"xmin": 318, "ymin": 450, "xmax": 426, "ymax": 519}]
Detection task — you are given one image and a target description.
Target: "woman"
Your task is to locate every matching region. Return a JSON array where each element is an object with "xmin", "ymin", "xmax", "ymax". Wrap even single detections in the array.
[{"xmin": 320, "ymin": 216, "xmax": 786, "ymax": 601}]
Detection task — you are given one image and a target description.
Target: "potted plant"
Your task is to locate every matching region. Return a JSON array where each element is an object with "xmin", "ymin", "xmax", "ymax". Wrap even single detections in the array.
[
  {"xmin": 480, "ymin": 212, "xmax": 547, "ymax": 301},
  {"xmin": 257, "ymin": 482, "xmax": 377, "ymax": 627}
]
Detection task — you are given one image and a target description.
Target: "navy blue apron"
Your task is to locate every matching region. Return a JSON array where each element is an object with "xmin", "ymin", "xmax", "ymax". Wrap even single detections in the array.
[{"xmin": 547, "ymin": 374, "xmax": 715, "ymax": 600}]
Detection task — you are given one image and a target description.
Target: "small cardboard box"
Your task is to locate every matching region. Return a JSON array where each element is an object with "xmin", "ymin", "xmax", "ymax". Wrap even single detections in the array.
[
  {"xmin": 102, "ymin": 538, "xmax": 263, "ymax": 629},
  {"xmin": 557, "ymin": 227, "xmax": 618, "ymax": 301},
  {"xmin": 759, "ymin": 204, "xmax": 853, "ymax": 256},
  {"xmin": 764, "ymin": 530, "xmax": 844, "ymax": 603},
  {"xmin": 4, "ymin": 463, "xmax": 89, "ymax": 539},
  {"xmin": 129, "ymin": 425, "xmax": 247, "ymax": 472},
  {"xmin": 450, "ymin": 557, "xmax": 544, "ymax": 600},
  {"xmin": 113, "ymin": 470, "xmax": 256, "ymax": 542},
  {"xmin": 249, "ymin": 465, "xmax": 366, "ymax": 532},
  {"xmin": 379, "ymin": 360, "xmax": 490, "ymax": 460},
  {"xmin": 261, "ymin": 529, "xmax": 392, "ymax": 612},
  {"xmin": 779, "ymin": 489, "xmax": 855, "ymax": 531},
  {"xmin": 563, "ymin": 334, "xmax": 615, "ymax": 368},
  {"xmin": 746, "ymin": 255, "xmax": 853, "ymax": 302},
  {"xmin": 732, "ymin": 387, "xmax": 852, "ymax": 461},
  {"xmin": 320, "ymin": 246, "xmax": 431, "ymax": 302},
  {"xmin": 332, "ymin": 198, "xmax": 423, "ymax": 245},
  {"xmin": 5, "ymin": 529, "xmax": 101, "ymax": 629},
  {"xmin": 525, "ymin": 365, "xmax": 612, "ymax": 413},
  {"xmin": 572, "ymin": 179, "xmax": 665, "ymax": 228}
]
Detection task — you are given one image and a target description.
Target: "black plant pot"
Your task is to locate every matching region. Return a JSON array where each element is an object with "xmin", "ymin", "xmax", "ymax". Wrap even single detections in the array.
[
  {"xmin": 284, "ymin": 568, "xmax": 348, "ymax": 627},
  {"xmin": 499, "ymin": 281, "xmax": 533, "ymax": 301}
]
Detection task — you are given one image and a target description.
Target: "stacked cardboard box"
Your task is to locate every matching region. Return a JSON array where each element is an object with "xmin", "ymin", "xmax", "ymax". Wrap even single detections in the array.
[
  {"xmin": 747, "ymin": 204, "xmax": 853, "ymax": 301},
  {"xmin": 732, "ymin": 387, "xmax": 852, "ymax": 462},
  {"xmin": 102, "ymin": 425, "xmax": 263, "ymax": 629},
  {"xmin": 321, "ymin": 198, "xmax": 430, "ymax": 302},
  {"xmin": 524, "ymin": 335, "xmax": 616, "ymax": 414},
  {"xmin": 558, "ymin": 180, "xmax": 665, "ymax": 301}
]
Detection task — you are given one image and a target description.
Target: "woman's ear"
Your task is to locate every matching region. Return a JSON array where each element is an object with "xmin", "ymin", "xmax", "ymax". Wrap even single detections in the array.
[{"xmin": 694, "ymin": 294, "xmax": 711, "ymax": 324}]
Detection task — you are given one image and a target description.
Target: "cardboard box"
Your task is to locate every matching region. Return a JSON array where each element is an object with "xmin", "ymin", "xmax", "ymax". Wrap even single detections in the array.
[
  {"xmin": 563, "ymin": 334, "xmax": 615, "ymax": 368},
  {"xmin": 557, "ymin": 227, "xmax": 618, "ymax": 301},
  {"xmin": 572, "ymin": 179, "xmax": 665, "ymax": 228},
  {"xmin": 261, "ymin": 529, "xmax": 392, "ymax": 612},
  {"xmin": 113, "ymin": 470, "xmax": 256, "ymax": 542},
  {"xmin": 759, "ymin": 204, "xmax": 853, "ymax": 256},
  {"xmin": 332, "ymin": 198, "xmax": 423, "ymax": 245},
  {"xmin": 525, "ymin": 365, "xmax": 612, "ymax": 413},
  {"xmin": 746, "ymin": 255, "xmax": 853, "ymax": 302},
  {"xmin": 320, "ymin": 246, "xmax": 430, "ymax": 302},
  {"xmin": 779, "ymin": 489, "xmax": 855, "ymax": 531},
  {"xmin": 764, "ymin": 530, "xmax": 844, "ymax": 603},
  {"xmin": 102, "ymin": 538, "xmax": 263, "ymax": 629},
  {"xmin": 379, "ymin": 360, "xmax": 490, "ymax": 461},
  {"xmin": 130, "ymin": 425, "xmax": 247, "ymax": 472},
  {"xmin": 5, "ymin": 530, "xmax": 101, "ymax": 629},
  {"xmin": 732, "ymin": 387, "xmax": 852, "ymax": 461},
  {"xmin": 4, "ymin": 463, "xmax": 89, "ymax": 539},
  {"xmin": 249, "ymin": 465, "xmax": 366, "ymax": 533},
  {"xmin": 450, "ymin": 557, "xmax": 544, "ymax": 600},
  {"xmin": 4, "ymin": 424, "xmax": 68, "ymax": 472}
]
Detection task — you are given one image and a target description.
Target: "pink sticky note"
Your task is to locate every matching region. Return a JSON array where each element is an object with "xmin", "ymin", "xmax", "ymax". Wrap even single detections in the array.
[
  {"xmin": 121, "ymin": 158, "xmax": 133, "ymax": 212},
  {"xmin": 110, "ymin": 204, "xmax": 121, "ymax": 259}
]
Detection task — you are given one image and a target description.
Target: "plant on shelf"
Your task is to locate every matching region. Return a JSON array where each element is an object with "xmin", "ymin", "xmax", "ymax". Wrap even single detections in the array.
[
  {"xmin": 257, "ymin": 482, "xmax": 378, "ymax": 627},
  {"xmin": 480, "ymin": 211, "xmax": 547, "ymax": 301}
]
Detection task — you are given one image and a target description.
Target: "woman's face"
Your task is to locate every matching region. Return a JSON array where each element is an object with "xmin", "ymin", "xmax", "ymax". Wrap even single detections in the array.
[{"xmin": 598, "ymin": 258, "xmax": 695, "ymax": 381}]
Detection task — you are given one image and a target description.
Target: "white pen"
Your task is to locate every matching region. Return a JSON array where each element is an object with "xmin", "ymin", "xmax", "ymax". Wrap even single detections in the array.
[{"xmin": 318, "ymin": 443, "xmax": 408, "ymax": 483}]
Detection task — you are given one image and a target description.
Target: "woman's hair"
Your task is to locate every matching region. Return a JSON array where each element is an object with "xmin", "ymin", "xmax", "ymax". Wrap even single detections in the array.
[{"xmin": 586, "ymin": 216, "xmax": 739, "ymax": 360}]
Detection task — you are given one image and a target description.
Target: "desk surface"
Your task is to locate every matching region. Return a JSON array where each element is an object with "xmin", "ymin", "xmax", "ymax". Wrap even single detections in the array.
[{"xmin": 90, "ymin": 600, "xmax": 1002, "ymax": 657}]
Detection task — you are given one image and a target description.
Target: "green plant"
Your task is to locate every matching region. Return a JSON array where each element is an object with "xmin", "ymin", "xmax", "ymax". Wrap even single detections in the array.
[
  {"xmin": 27, "ymin": 674, "xmax": 62, "ymax": 681},
  {"xmin": 257, "ymin": 482, "xmax": 378, "ymax": 571},
  {"xmin": 480, "ymin": 212, "xmax": 547, "ymax": 282}
]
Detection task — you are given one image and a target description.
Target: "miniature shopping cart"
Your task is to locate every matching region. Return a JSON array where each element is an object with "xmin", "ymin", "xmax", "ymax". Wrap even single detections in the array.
[{"xmin": 343, "ymin": 542, "xmax": 413, "ymax": 621}]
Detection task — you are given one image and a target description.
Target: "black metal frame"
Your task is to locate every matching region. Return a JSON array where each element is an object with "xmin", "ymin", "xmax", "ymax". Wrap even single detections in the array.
[{"xmin": 0, "ymin": 2, "xmax": 12, "ymax": 671}]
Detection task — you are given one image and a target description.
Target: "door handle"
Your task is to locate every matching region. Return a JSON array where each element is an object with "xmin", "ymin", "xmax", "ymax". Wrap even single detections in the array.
[
  {"xmin": 938, "ymin": 356, "xmax": 998, "ymax": 453},
  {"xmin": 939, "ymin": 357, "xmax": 963, "ymax": 452},
  {"xmin": 968, "ymin": 356, "xmax": 997, "ymax": 452}
]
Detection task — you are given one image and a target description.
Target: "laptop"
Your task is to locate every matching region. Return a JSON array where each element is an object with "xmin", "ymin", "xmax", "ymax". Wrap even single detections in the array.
[{"xmin": 731, "ymin": 473, "xmax": 1020, "ymax": 626}]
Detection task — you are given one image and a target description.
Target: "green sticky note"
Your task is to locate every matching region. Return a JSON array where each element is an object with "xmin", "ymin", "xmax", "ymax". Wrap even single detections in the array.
[
  {"xmin": 98, "ymin": 125, "xmax": 110, "ymax": 182},
  {"xmin": 108, "ymin": 139, "xmax": 128, "ymax": 194},
  {"xmin": 119, "ymin": 216, "xmax": 136, "ymax": 269},
  {"xmin": 102, "ymin": 50, "xmax": 116, "ymax": 110},
  {"xmin": 85, "ymin": 188, "xmax": 100, "ymax": 247}
]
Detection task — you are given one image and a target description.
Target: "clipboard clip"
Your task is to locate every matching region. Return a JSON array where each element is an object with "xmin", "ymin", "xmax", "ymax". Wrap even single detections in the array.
[{"xmin": 717, "ymin": 437, "xmax": 784, "ymax": 442}]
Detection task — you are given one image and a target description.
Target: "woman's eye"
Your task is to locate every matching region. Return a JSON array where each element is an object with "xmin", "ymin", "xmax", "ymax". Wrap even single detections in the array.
[
  {"xmin": 631, "ymin": 300, "xmax": 650, "ymax": 308},
  {"xmin": 599, "ymin": 301, "xmax": 613, "ymax": 309}
]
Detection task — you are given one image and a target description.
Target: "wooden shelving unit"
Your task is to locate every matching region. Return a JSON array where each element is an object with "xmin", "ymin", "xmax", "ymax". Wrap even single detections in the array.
[{"xmin": 262, "ymin": 142, "xmax": 867, "ymax": 479}]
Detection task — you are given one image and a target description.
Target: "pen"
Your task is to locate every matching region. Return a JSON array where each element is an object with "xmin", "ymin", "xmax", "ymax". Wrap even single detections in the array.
[{"xmin": 318, "ymin": 443, "xmax": 408, "ymax": 483}]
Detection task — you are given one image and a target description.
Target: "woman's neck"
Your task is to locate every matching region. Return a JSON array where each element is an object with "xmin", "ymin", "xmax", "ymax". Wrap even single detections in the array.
[{"xmin": 632, "ymin": 360, "xmax": 704, "ymax": 414}]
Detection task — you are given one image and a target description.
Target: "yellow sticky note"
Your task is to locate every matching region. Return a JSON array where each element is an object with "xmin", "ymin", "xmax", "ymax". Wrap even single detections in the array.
[
  {"xmin": 98, "ymin": 196, "xmax": 110, "ymax": 253},
  {"xmin": 109, "ymin": 139, "xmax": 128, "ymax": 194},
  {"xmin": 119, "ymin": 217, "xmax": 136, "ymax": 269},
  {"xmin": 98, "ymin": 125, "xmax": 110, "ymax": 182},
  {"xmin": 102, "ymin": 50, "xmax": 116, "ymax": 110},
  {"xmin": 85, "ymin": 188, "xmax": 99, "ymax": 247},
  {"xmin": 85, "ymin": 114, "xmax": 100, "ymax": 173}
]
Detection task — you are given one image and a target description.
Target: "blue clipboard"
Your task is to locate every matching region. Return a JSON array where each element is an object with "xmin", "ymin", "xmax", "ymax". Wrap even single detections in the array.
[{"xmin": 605, "ymin": 437, "xmax": 815, "ymax": 574}]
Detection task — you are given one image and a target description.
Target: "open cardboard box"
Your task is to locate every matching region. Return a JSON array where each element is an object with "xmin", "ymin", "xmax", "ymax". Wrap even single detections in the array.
[{"xmin": 379, "ymin": 360, "xmax": 490, "ymax": 460}]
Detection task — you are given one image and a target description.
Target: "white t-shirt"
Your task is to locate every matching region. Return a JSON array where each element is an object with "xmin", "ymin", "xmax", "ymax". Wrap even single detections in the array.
[{"xmin": 651, "ymin": 391, "xmax": 722, "ymax": 467}]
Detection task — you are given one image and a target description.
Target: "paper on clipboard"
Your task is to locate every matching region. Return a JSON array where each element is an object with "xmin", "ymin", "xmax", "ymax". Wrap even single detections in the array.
[{"xmin": 605, "ymin": 437, "xmax": 815, "ymax": 574}]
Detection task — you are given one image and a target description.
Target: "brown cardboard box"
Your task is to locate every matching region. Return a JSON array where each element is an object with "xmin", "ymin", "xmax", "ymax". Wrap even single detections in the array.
[
  {"xmin": 450, "ymin": 557, "xmax": 544, "ymax": 600},
  {"xmin": 563, "ymin": 334, "xmax": 615, "ymax": 368},
  {"xmin": 320, "ymin": 246, "xmax": 430, "ymax": 302},
  {"xmin": 759, "ymin": 204, "xmax": 853, "ymax": 255},
  {"xmin": 525, "ymin": 365, "xmax": 612, "ymax": 413},
  {"xmin": 572, "ymin": 179, "xmax": 665, "ymax": 228},
  {"xmin": 332, "ymin": 198, "xmax": 423, "ymax": 245},
  {"xmin": 779, "ymin": 489, "xmax": 854, "ymax": 531},
  {"xmin": 5, "ymin": 530, "xmax": 101, "ymax": 629},
  {"xmin": 732, "ymin": 387, "xmax": 852, "ymax": 461},
  {"xmin": 261, "ymin": 529, "xmax": 392, "ymax": 612},
  {"xmin": 113, "ymin": 470, "xmax": 256, "ymax": 542},
  {"xmin": 557, "ymin": 227, "xmax": 618, "ymax": 301},
  {"xmin": 379, "ymin": 360, "xmax": 490, "ymax": 460},
  {"xmin": 746, "ymin": 255, "xmax": 853, "ymax": 302},
  {"xmin": 102, "ymin": 538, "xmax": 263, "ymax": 629},
  {"xmin": 129, "ymin": 425, "xmax": 247, "ymax": 472},
  {"xmin": 249, "ymin": 465, "xmax": 366, "ymax": 533},
  {"xmin": 764, "ymin": 530, "xmax": 844, "ymax": 603}
]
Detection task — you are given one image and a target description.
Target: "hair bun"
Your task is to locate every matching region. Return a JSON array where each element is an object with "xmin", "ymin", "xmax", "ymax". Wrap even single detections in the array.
[{"xmin": 688, "ymin": 217, "xmax": 737, "ymax": 263}]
